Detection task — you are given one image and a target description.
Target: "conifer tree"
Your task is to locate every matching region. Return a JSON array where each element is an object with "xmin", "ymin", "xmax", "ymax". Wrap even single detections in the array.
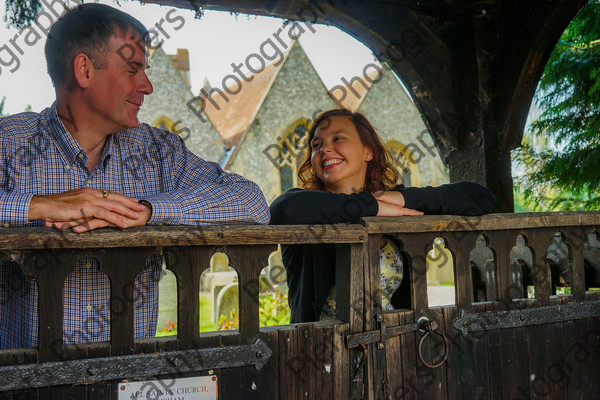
[{"xmin": 515, "ymin": 0, "xmax": 600, "ymax": 210}]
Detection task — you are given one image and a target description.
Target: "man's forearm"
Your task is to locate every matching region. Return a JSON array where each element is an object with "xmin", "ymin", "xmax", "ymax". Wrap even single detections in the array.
[
  {"xmin": 142, "ymin": 181, "xmax": 270, "ymax": 225},
  {"xmin": 28, "ymin": 195, "xmax": 48, "ymax": 221}
]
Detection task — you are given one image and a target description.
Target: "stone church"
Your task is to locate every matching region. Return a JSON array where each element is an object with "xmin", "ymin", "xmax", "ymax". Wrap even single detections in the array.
[{"xmin": 138, "ymin": 42, "xmax": 448, "ymax": 204}]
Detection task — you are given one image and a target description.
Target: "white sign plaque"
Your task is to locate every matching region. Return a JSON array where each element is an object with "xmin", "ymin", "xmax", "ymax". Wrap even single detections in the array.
[{"xmin": 118, "ymin": 375, "xmax": 218, "ymax": 400}]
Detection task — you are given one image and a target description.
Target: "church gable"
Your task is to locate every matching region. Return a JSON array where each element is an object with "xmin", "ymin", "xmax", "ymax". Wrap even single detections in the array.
[
  {"xmin": 203, "ymin": 61, "xmax": 284, "ymax": 150},
  {"xmin": 328, "ymin": 68, "xmax": 378, "ymax": 111},
  {"xmin": 138, "ymin": 46, "xmax": 224, "ymax": 163},
  {"xmin": 358, "ymin": 68, "xmax": 448, "ymax": 186},
  {"xmin": 226, "ymin": 41, "xmax": 338, "ymax": 203}
]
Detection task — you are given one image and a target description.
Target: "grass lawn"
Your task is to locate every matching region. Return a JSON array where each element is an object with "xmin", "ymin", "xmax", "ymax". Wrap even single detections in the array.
[
  {"xmin": 156, "ymin": 290, "xmax": 290, "ymax": 336},
  {"xmin": 200, "ymin": 295, "xmax": 217, "ymax": 332},
  {"xmin": 155, "ymin": 294, "xmax": 216, "ymax": 336}
]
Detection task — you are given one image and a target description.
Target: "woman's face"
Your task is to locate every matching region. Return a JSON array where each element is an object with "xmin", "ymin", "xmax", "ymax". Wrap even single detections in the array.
[{"xmin": 310, "ymin": 115, "xmax": 372, "ymax": 194}]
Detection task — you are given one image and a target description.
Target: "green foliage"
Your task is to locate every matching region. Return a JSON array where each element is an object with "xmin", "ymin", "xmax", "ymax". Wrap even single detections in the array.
[
  {"xmin": 514, "ymin": 0, "xmax": 600, "ymax": 211},
  {"xmin": 258, "ymin": 289, "xmax": 291, "ymax": 327},
  {"xmin": 513, "ymin": 188, "xmax": 535, "ymax": 213},
  {"xmin": 217, "ymin": 288, "xmax": 291, "ymax": 330},
  {"xmin": 4, "ymin": 0, "xmax": 43, "ymax": 28},
  {"xmin": 156, "ymin": 296, "xmax": 218, "ymax": 336},
  {"xmin": 2, "ymin": 0, "xmax": 203, "ymax": 28},
  {"xmin": 155, "ymin": 319, "xmax": 177, "ymax": 337},
  {"xmin": 159, "ymin": 288, "xmax": 290, "ymax": 336},
  {"xmin": 217, "ymin": 310, "xmax": 239, "ymax": 330}
]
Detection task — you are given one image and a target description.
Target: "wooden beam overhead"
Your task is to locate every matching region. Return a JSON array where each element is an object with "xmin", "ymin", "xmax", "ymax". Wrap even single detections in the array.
[{"xmin": 139, "ymin": 0, "xmax": 587, "ymax": 212}]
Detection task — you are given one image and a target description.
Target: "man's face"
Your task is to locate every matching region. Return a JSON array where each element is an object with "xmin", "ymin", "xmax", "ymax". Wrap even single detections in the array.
[{"xmin": 85, "ymin": 29, "xmax": 153, "ymax": 133}]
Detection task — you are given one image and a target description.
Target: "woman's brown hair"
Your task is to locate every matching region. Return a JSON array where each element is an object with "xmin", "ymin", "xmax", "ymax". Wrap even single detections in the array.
[{"xmin": 297, "ymin": 109, "xmax": 399, "ymax": 192}]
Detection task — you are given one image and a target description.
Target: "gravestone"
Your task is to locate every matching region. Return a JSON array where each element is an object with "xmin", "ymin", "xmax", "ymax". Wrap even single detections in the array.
[
  {"xmin": 157, "ymin": 265, "xmax": 178, "ymax": 334},
  {"xmin": 216, "ymin": 283, "xmax": 239, "ymax": 328},
  {"xmin": 202, "ymin": 253, "xmax": 238, "ymax": 322}
]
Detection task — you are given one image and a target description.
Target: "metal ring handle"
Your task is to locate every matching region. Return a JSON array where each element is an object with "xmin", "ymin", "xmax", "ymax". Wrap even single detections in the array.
[{"xmin": 417, "ymin": 329, "xmax": 449, "ymax": 369}]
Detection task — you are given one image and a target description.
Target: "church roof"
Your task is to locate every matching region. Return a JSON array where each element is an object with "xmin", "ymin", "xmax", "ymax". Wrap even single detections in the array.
[
  {"xmin": 333, "ymin": 69, "xmax": 380, "ymax": 112},
  {"xmin": 202, "ymin": 61, "xmax": 284, "ymax": 149},
  {"xmin": 200, "ymin": 42, "xmax": 380, "ymax": 148}
]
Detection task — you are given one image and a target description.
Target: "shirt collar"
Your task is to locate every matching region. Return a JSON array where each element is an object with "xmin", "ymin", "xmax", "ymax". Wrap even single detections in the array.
[{"xmin": 45, "ymin": 102, "xmax": 114, "ymax": 170}]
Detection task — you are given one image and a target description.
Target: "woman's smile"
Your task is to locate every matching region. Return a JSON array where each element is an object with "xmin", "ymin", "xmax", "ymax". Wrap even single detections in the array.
[
  {"xmin": 310, "ymin": 115, "xmax": 372, "ymax": 193},
  {"xmin": 323, "ymin": 158, "xmax": 343, "ymax": 169}
]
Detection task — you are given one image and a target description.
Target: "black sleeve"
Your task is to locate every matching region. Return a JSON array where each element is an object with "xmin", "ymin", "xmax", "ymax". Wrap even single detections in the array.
[
  {"xmin": 397, "ymin": 181, "xmax": 495, "ymax": 215},
  {"xmin": 269, "ymin": 188, "xmax": 379, "ymax": 225}
]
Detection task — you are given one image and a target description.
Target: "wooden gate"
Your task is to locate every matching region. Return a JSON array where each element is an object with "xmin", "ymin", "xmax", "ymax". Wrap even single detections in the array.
[
  {"xmin": 0, "ymin": 225, "xmax": 365, "ymax": 400},
  {"xmin": 359, "ymin": 213, "xmax": 600, "ymax": 400},
  {"xmin": 0, "ymin": 212, "xmax": 599, "ymax": 399}
]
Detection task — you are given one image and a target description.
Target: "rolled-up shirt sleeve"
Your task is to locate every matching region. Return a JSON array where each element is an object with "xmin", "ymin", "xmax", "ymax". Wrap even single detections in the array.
[
  {"xmin": 142, "ymin": 133, "xmax": 270, "ymax": 225},
  {"xmin": 0, "ymin": 192, "xmax": 33, "ymax": 227}
]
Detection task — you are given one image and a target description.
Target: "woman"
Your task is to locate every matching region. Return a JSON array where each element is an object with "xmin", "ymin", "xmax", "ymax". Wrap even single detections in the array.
[{"xmin": 270, "ymin": 109, "xmax": 495, "ymax": 322}]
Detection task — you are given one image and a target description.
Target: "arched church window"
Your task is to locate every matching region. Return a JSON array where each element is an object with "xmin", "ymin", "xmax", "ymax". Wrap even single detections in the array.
[
  {"xmin": 386, "ymin": 140, "xmax": 412, "ymax": 186},
  {"xmin": 154, "ymin": 116, "xmax": 175, "ymax": 133},
  {"xmin": 277, "ymin": 120, "xmax": 309, "ymax": 193}
]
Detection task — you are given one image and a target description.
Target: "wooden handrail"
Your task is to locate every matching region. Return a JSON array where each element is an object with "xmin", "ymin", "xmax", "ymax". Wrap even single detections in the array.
[
  {"xmin": 0, "ymin": 224, "xmax": 367, "ymax": 249},
  {"xmin": 1, "ymin": 212, "xmax": 597, "ymax": 250},
  {"xmin": 361, "ymin": 211, "xmax": 600, "ymax": 233}
]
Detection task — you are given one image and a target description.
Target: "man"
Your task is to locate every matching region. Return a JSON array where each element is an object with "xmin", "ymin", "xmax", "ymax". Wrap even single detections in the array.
[{"xmin": 0, "ymin": 4, "xmax": 269, "ymax": 348}]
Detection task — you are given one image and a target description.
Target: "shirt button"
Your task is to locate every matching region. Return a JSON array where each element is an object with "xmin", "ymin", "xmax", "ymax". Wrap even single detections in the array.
[
  {"xmin": 3, "ymin": 223, "xmax": 9, "ymax": 228},
  {"xmin": 86, "ymin": 304, "xmax": 92, "ymax": 311},
  {"xmin": 64, "ymin": 165, "xmax": 70, "ymax": 170},
  {"xmin": 78, "ymin": 153, "xmax": 84, "ymax": 159}
]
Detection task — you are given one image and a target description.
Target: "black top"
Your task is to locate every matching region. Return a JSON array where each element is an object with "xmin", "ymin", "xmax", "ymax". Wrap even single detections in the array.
[{"xmin": 269, "ymin": 182, "xmax": 496, "ymax": 322}]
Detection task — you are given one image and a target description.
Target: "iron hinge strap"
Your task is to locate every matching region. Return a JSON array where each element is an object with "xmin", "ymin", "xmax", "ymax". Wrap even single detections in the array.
[
  {"xmin": 0, "ymin": 337, "xmax": 271, "ymax": 391},
  {"xmin": 345, "ymin": 319, "xmax": 420, "ymax": 349},
  {"xmin": 453, "ymin": 300, "xmax": 600, "ymax": 335}
]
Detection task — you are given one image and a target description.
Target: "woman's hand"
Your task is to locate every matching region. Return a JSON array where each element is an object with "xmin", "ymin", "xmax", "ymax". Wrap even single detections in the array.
[
  {"xmin": 376, "ymin": 200, "xmax": 423, "ymax": 216},
  {"xmin": 375, "ymin": 191, "xmax": 424, "ymax": 216},
  {"xmin": 373, "ymin": 191, "xmax": 407, "ymax": 207}
]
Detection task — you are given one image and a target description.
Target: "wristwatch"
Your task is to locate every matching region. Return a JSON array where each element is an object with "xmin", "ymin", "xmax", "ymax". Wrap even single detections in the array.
[{"xmin": 138, "ymin": 199, "xmax": 153, "ymax": 216}]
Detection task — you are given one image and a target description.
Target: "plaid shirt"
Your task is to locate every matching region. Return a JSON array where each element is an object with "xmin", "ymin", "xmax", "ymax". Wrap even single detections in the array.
[{"xmin": 0, "ymin": 103, "xmax": 269, "ymax": 349}]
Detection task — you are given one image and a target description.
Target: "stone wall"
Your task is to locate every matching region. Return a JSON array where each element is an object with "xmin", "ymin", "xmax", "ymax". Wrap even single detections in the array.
[
  {"xmin": 358, "ymin": 67, "xmax": 448, "ymax": 187},
  {"xmin": 227, "ymin": 41, "xmax": 338, "ymax": 203},
  {"xmin": 138, "ymin": 47, "xmax": 225, "ymax": 163}
]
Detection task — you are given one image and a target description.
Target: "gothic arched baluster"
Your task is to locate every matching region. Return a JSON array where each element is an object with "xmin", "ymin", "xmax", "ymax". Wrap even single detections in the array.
[
  {"xmin": 584, "ymin": 230, "xmax": 600, "ymax": 294},
  {"xmin": 562, "ymin": 227, "xmax": 589, "ymax": 301},
  {"xmin": 401, "ymin": 233, "xmax": 434, "ymax": 313},
  {"xmin": 95, "ymin": 247, "xmax": 158, "ymax": 356},
  {"xmin": 469, "ymin": 235, "xmax": 496, "ymax": 303},
  {"xmin": 227, "ymin": 245, "xmax": 277, "ymax": 342},
  {"xmin": 166, "ymin": 246, "xmax": 216, "ymax": 347},
  {"xmin": 509, "ymin": 234, "xmax": 534, "ymax": 300},
  {"xmin": 546, "ymin": 232, "xmax": 572, "ymax": 295},
  {"xmin": 528, "ymin": 231, "xmax": 554, "ymax": 305},
  {"xmin": 445, "ymin": 232, "xmax": 480, "ymax": 310}
]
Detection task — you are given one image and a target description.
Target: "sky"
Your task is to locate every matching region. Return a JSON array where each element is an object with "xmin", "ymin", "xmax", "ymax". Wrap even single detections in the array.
[{"xmin": 0, "ymin": 0, "xmax": 378, "ymax": 114}]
